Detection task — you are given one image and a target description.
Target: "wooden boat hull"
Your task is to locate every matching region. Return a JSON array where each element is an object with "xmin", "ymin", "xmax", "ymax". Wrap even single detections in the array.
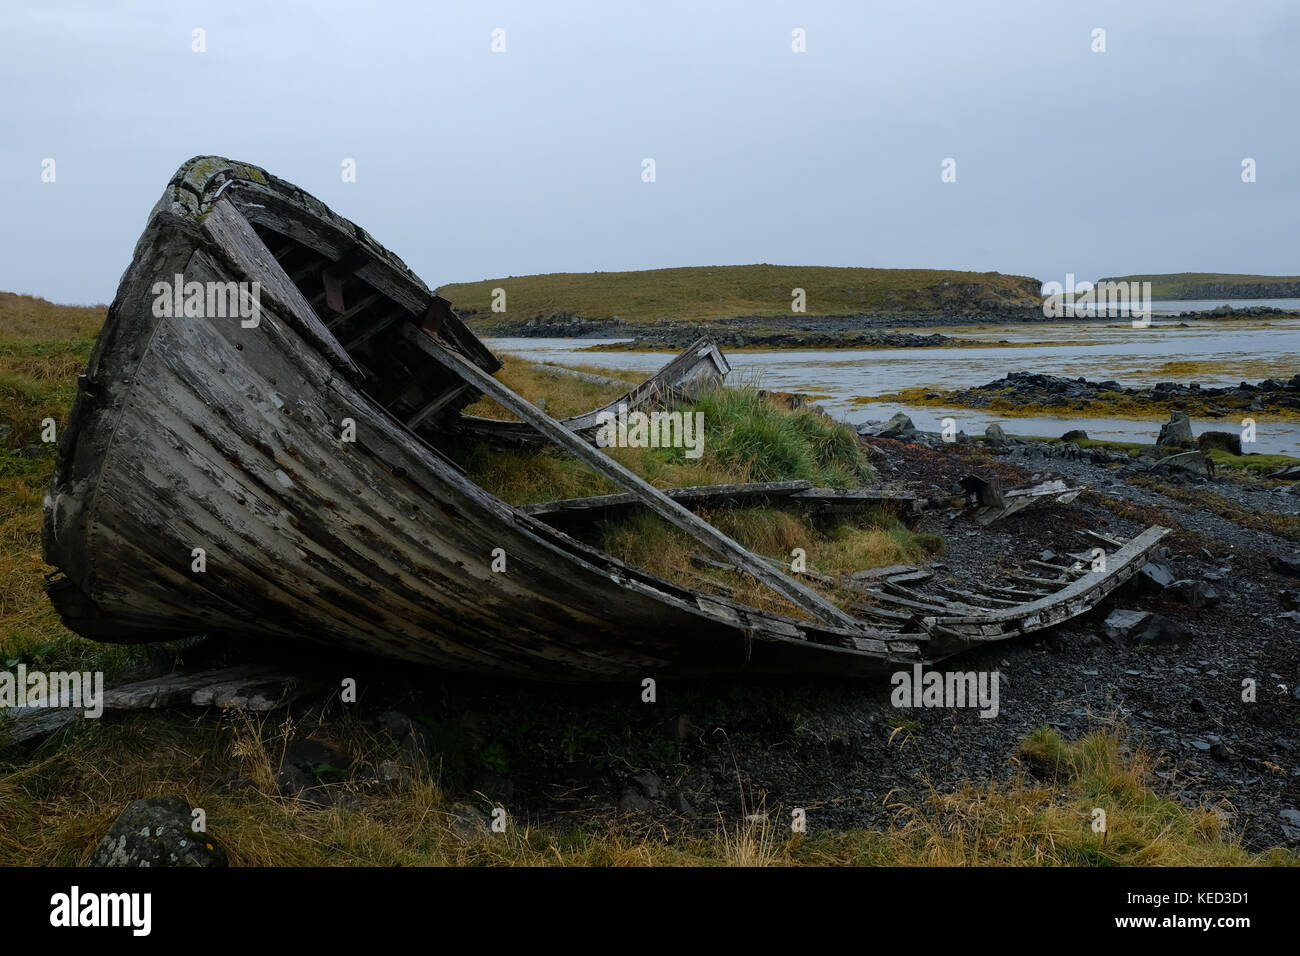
[
  {"xmin": 42, "ymin": 158, "xmax": 916, "ymax": 680},
  {"xmin": 43, "ymin": 157, "xmax": 1169, "ymax": 682}
]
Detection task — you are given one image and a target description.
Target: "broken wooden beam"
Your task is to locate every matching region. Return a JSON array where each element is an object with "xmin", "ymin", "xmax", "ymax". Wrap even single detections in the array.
[
  {"xmin": 787, "ymin": 486, "xmax": 923, "ymax": 515},
  {"xmin": 523, "ymin": 480, "xmax": 815, "ymax": 520},
  {"xmin": 920, "ymin": 525, "xmax": 1171, "ymax": 644},
  {"xmin": 1, "ymin": 666, "xmax": 312, "ymax": 745},
  {"xmin": 457, "ymin": 336, "xmax": 730, "ymax": 446}
]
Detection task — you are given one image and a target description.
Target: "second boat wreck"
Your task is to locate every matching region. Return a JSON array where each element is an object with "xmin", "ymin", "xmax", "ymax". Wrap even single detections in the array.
[{"xmin": 42, "ymin": 157, "xmax": 1168, "ymax": 680}]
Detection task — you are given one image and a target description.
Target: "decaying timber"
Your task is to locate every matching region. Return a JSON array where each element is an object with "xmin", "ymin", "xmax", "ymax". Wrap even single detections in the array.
[
  {"xmin": 1, "ymin": 666, "xmax": 317, "ymax": 744},
  {"xmin": 40, "ymin": 156, "xmax": 1166, "ymax": 683},
  {"xmin": 850, "ymin": 526, "xmax": 1171, "ymax": 653},
  {"xmin": 959, "ymin": 474, "xmax": 1083, "ymax": 526},
  {"xmin": 458, "ymin": 337, "xmax": 731, "ymax": 446}
]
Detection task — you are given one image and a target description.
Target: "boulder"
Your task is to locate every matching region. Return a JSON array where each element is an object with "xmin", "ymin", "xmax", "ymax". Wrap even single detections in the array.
[
  {"xmin": 1102, "ymin": 609, "xmax": 1187, "ymax": 645},
  {"xmin": 1135, "ymin": 560, "xmax": 1176, "ymax": 592},
  {"xmin": 1148, "ymin": 451, "xmax": 1212, "ymax": 478},
  {"xmin": 1157, "ymin": 410, "xmax": 1194, "ymax": 448},
  {"xmin": 1197, "ymin": 430, "xmax": 1242, "ymax": 456},
  {"xmin": 862, "ymin": 412, "xmax": 917, "ymax": 440},
  {"xmin": 1270, "ymin": 554, "xmax": 1300, "ymax": 578},
  {"xmin": 618, "ymin": 788, "xmax": 653, "ymax": 812},
  {"xmin": 630, "ymin": 772, "xmax": 663, "ymax": 800},
  {"xmin": 1061, "ymin": 429, "xmax": 1088, "ymax": 442},
  {"xmin": 277, "ymin": 738, "xmax": 353, "ymax": 806},
  {"xmin": 447, "ymin": 802, "xmax": 493, "ymax": 839},
  {"xmin": 1167, "ymin": 579, "xmax": 1220, "ymax": 608},
  {"xmin": 984, "ymin": 423, "xmax": 1008, "ymax": 448},
  {"xmin": 87, "ymin": 797, "xmax": 226, "ymax": 867}
]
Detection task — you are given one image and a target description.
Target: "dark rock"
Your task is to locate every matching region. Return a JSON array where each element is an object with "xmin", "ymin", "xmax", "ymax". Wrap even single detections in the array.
[
  {"xmin": 1190, "ymin": 697, "xmax": 1208, "ymax": 713},
  {"xmin": 1148, "ymin": 451, "xmax": 1212, "ymax": 477},
  {"xmin": 630, "ymin": 772, "xmax": 662, "ymax": 800},
  {"xmin": 1197, "ymin": 431, "xmax": 1242, "ymax": 456},
  {"xmin": 277, "ymin": 738, "xmax": 352, "ymax": 806},
  {"xmin": 87, "ymin": 797, "xmax": 226, "ymax": 867},
  {"xmin": 1270, "ymin": 554, "xmax": 1300, "ymax": 577},
  {"xmin": 375, "ymin": 709, "xmax": 414, "ymax": 736},
  {"xmin": 1104, "ymin": 609, "xmax": 1149, "ymax": 642},
  {"xmin": 448, "ymin": 802, "xmax": 492, "ymax": 839},
  {"xmin": 984, "ymin": 423, "xmax": 1008, "ymax": 448},
  {"xmin": 1157, "ymin": 411, "xmax": 1194, "ymax": 448},
  {"xmin": 860, "ymin": 412, "xmax": 919, "ymax": 440},
  {"xmin": 1103, "ymin": 609, "xmax": 1186, "ymax": 645},
  {"xmin": 1137, "ymin": 560, "xmax": 1177, "ymax": 592},
  {"xmin": 618, "ymin": 788, "xmax": 653, "ymax": 812},
  {"xmin": 1061, "ymin": 429, "xmax": 1088, "ymax": 442},
  {"xmin": 1167, "ymin": 579, "xmax": 1220, "ymax": 608}
]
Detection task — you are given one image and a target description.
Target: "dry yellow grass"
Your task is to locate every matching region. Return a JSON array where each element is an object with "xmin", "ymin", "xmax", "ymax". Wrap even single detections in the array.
[
  {"xmin": 2, "ymin": 714, "xmax": 1284, "ymax": 867},
  {"xmin": 0, "ymin": 292, "xmax": 106, "ymax": 343}
]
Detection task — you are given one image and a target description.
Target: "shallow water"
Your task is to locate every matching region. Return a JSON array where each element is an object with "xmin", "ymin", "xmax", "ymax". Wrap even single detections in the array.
[
  {"xmin": 1152, "ymin": 297, "xmax": 1300, "ymax": 313},
  {"xmin": 487, "ymin": 318, "xmax": 1300, "ymax": 455}
]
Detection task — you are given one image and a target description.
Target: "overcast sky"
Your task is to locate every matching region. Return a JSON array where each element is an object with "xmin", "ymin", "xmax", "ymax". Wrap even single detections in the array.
[{"xmin": 2, "ymin": 0, "xmax": 1296, "ymax": 305}]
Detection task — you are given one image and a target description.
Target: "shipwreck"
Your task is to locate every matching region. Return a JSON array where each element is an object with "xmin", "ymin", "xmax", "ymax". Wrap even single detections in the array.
[{"xmin": 41, "ymin": 157, "xmax": 1168, "ymax": 681}]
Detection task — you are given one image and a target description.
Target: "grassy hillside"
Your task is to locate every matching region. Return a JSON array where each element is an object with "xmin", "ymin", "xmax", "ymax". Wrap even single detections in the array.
[
  {"xmin": 1099, "ymin": 273, "xmax": 1300, "ymax": 299},
  {"xmin": 439, "ymin": 265, "xmax": 1043, "ymax": 325},
  {"xmin": 0, "ymin": 294, "xmax": 106, "ymax": 447}
]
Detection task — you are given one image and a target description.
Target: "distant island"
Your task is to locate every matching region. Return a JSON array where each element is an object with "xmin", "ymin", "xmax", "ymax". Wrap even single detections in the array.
[
  {"xmin": 1097, "ymin": 273, "xmax": 1300, "ymax": 300},
  {"xmin": 439, "ymin": 264, "xmax": 1042, "ymax": 332}
]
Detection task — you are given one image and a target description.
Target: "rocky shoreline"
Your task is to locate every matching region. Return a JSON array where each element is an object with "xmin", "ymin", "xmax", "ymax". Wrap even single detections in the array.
[
  {"xmin": 467, "ymin": 304, "xmax": 1300, "ymax": 348},
  {"xmin": 912, "ymin": 371, "xmax": 1300, "ymax": 418},
  {"xmin": 468, "ymin": 308, "xmax": 1040, "ymax": 347}
]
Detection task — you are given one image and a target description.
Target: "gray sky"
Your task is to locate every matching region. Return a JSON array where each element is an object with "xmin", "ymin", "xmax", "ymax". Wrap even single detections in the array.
[{"xmin": 2, "ymin": 0, "xmax": 1297, "ymax": 305}]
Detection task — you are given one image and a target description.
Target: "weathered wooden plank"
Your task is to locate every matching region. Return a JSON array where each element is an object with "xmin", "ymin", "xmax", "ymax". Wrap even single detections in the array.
[
  {"xmin": 860, "ymin": 587, "xmax": 966, "ymax": 615},
  {"xmin": 326, "ymin": 290, "xmax": 385, "ymax": 330},
  {"xmin": 200, "ymin": 198, "xmax": 361, "ymax": 378},
  {"xmin": 931, "ymin": 584, "xmax": 1021, "ymax": 608},
  {"xmin": 407, "ymin": 384, "xmax": 475, "ymax": 428},
  {"xmin": 457, "ymin": 336, "xmax": 729, "ymax": 445},
  {"xmin": 978, "ymin": 582, "xmax": 1054, "ymax": 600},
  {"xmin": 523, "ymin": 481, "xmax": 814, "ymax": 519},
  {"xmin": 848, "ymin": 601, "xmax": 916, "ymax": 623},
  {"xmin": 880, "ymin": 579, "xmax": 987, "ymax": 614},
  {"xmin": 788, "ymin": 487, "xmax": 922, "ymax": 514},
  {"xmin": 922, "ymin": 526, "xmax": 1170, "ymax": 633},
  {"xmin": 846, "ymin": 564, "xmax": 918, "ymax": 581},
  {"xmin": 1076, "ymin": 528, "xmax": 1126, "ymax": 550},
  {"xmin": 2, "ymin": 666, "xmax": 287, "ymax": 744},
  {"xmin": 400, "ymin": 323, "xmax": 865, "ymax": 631},
  {"xmin": 974, "ymin": 479, "xmax": 1083, "ymax": 526}
]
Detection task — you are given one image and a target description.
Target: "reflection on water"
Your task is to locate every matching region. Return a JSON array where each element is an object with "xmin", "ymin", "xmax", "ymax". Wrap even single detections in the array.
[{"xmin": 487, "ymin": 318, "xmax": 1300, "ymax": 455}]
